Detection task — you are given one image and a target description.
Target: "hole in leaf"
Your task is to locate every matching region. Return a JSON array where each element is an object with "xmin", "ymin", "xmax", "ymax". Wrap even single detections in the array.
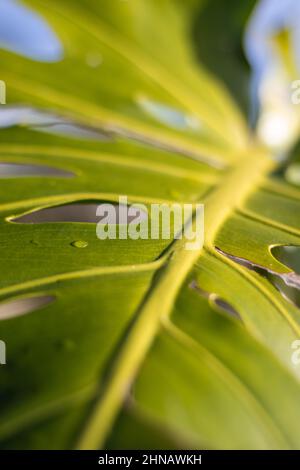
[
  {"xmin": 136, "ymin": 95, "xmax": 201, "ymax": 131},
  {"xmin": 0, "ymin": 294, "xmax": 55, "ymax": 320},
  {"xmin": 32, "ymin": 122, "xmax": 111, "ymax": 140},
  {"xmin": 0, "ymin": 0, "xmax": 63, "ymax": 62},
  {"xmin": 0, "ymin": 162, "xmax": 74, "ymax": 178},
  {"xmin": 270, "ymin": 245, "xmax": 300, "ymax": 306},
  {"xmin": 0, "ymin": 106, "xmax": 112, "ymax": 141},
  {"xmin": 216, "ymin": 246, "xmax": 300, "ymax": 307},
  {"xmin": 212, "ymin": 296, "xmax": 242, "ymax": 320},
  {"xmin": 268, "ymin": 275, "xmax": 300, "ymax": 308},
  {"xmin": 11, "ymin": 202, "xmax": 148, "ymax": 224},
  {"xmin": 272, "ymin": 245, "xmax": 300, "ymax": 273},
  {"xmin": 189, "ymin": 280, "xmax": 242, "ymax": 321}
]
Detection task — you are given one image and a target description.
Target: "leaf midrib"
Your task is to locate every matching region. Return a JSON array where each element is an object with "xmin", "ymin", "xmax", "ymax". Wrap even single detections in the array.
[{"xmin": 76, "ymin": 146, "xmax": 276, "ymax": 449}]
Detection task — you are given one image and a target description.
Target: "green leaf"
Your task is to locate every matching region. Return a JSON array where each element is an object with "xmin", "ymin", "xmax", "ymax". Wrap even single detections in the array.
[{"xmin": 1, "ymin": 0, "xmax": 300, "ymax": 450}]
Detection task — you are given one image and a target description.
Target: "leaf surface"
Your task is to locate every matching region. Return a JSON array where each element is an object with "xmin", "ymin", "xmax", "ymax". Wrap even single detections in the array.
[{"xmin": 1, "ymin": 0, "xmax": 300, "ymax": 450}]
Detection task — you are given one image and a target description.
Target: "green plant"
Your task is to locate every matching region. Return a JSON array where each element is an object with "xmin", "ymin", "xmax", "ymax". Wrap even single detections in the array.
[{"xmin": 1, "ymin": 0, "xmax": 300, "ymax": 450}]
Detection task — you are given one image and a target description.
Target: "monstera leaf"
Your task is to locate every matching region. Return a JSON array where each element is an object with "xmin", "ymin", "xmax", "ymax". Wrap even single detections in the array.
[{"xmin": 1, "ymin": 0, "xmax": 300, "ymax": 450}]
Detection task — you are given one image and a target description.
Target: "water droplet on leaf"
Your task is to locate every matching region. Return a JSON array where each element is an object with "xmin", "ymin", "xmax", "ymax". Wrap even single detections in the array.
[
  {"xmin": 71, "ymin": 240, "xmax": 88, "ymax": 248},
  {"xmin": 86, "ymin": 52, "xmax": 103, "ymax": 68}
]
